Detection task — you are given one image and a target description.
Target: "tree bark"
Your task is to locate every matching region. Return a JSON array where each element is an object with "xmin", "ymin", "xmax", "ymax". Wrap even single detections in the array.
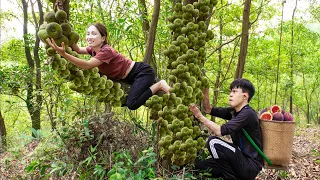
[
  {"xmin": 138, "ymin": 0, "xmax": 150, "ymax": 42},
  {"xmin": 212, "ymin": 0, "xmax": 224, "ymax": 122},
  {"xmin": 35, "ymin": 0, "xmax": 44, "ymax": 129},
  {"xmin": 22, "ymin": 0, "xmax": 43, "ymax": 132},
  {"xmin": 0, "ymin": 111, "xmax": 6, "ymax": 150},
  {"xmin": 234, "ymin": 0, "xmax": 251, "ymax": 79},
  {"xmin": 54, "ymin": 0, "xmax": 69, "ymax": 15},
  {"xmin": 63, "ymin": 0, "xmax": 70, "ymax": 19},
  {"xmin": 143, "ymin": 0, "xmax": 160, "ymax": 74},
  {"xmin": 274, "ymin": 1, "xmax": 285, "ymax": 104},
  {"xmin": 290, "ymin": 0, "xmax": 298, "ymax": 114}
]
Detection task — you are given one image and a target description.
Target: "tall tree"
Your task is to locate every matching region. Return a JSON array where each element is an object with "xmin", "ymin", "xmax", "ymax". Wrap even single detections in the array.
[
  {"xmin": 234, "ymin": 0, "xmax": 251, "ymax": 79},
  {"xmin": 21, "ymin": 0, "xmax": 44, "ymax": 131},
  {"xmin": 274, "ymin": 1, "xmax": 285, "ymax": 104},
  {"xmin": 138, "ymin": 0, "xmax": 150, "ymax": 42},
  {"xmin": 289, "ymin": 0, "xmax": 298, "ymax": 113},
  {"xmin": 0, "ymin": 110, "xmax": 6, "ymax": 150},
  {"xmin": 143, "ymin": 0, "xmax": 160, "ymax": 72}
]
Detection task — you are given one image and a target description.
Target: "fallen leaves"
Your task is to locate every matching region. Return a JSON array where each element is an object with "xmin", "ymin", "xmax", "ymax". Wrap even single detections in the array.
[
  {"xmin": 0, "ymin": 127, "xmax": 319, "ymax": 179},
  {"xmin": 256, "ymin": 126, "xmax": 320, "ymax": 179}
]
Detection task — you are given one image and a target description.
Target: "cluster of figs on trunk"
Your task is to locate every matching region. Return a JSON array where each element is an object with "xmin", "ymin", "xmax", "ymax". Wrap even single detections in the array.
[
  {"xmin": 259, "ymin": 105, "xmax": 294, "ymax": 122},
  {"xmin": 38, "ymin": 9, "xmax": 124, "ymax": 107},
  {"xmin": 146, "ymin": 0, "xmax": 217, "ymax": 166}
]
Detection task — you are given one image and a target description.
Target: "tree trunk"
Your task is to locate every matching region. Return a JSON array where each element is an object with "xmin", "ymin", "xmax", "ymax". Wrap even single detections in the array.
[
  {"xmin": 290, "ymin": 0, "xmax": 298, "ymax": 114},
  {"xmin": 318, "ymin": 106, "xmax": 320, "ymax": 125},
  {"xmin": 138, "ymin": 0, "xmax": 150, "ymax": 42},
  {"xmin": 274, "ymin": 1, "xmax": 285, "ymax": 104},
  {"xmin": 212, "ymin": 0, "xmax": 223, "ymax": 121},
  {"xmin": 302, "ymin": 73, "xmax": 315, "ymax": 124},
  {"xmin": 54, "ymin": 0, "xmax": 69, "ymax": 15},
  {"xmin": 63, "ymin": 0, "xmax": 70, "ymax": 19},
  {"xmin": 0, "ymin": 111, "xmax": 6, "ymax": 150},
  {"xmin": 22, "ymin": 0, "xmax": 43, "ymax": 132},
  {"xmin": 234, "ymin": 0, "xmax": 251, "ymax": 79},
  {"xmin": 143, "ymin": 0, "xmax": 160, "ymax": 75}
]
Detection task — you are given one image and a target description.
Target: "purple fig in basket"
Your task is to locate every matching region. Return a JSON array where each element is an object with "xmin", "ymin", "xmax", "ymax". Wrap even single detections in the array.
[
  {"xmin": 259, "ymin": 107, "xmax": 270, "ymax": 116},
  {"xmin": 283, "ymin": 112, "xmax": 294, "ymax": 121},
  {"xmin": 272, "ymin": 112, "xmax": 284, "ymax": 121}
]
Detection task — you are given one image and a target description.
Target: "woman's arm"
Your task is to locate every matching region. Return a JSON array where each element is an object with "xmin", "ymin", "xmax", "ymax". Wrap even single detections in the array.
[
  {"xmin": 46, "ymin": 38, "xmax": 103, "ymax": 69},
  {"xmin": 71, "ymin": 43, "xmax": 88, "ymax": 54},
  {"xmin": 62, "ymin": 53, "xmax": 103, "ymax": 70},
  {"xmin": 189, "ymin": 104, "xmax": 221, "ymax": 136}
]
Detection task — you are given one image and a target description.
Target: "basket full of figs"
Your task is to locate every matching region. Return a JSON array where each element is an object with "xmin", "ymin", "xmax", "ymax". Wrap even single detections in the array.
[{"xmin": 259, "ymin": 105, "xmax": 295, "ymax": 168}]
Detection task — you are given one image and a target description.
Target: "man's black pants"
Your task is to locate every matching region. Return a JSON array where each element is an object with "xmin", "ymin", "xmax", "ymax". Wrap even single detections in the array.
[{"xmin": 195, "ymin": 136, "xmax": 261, "ymax": 180}]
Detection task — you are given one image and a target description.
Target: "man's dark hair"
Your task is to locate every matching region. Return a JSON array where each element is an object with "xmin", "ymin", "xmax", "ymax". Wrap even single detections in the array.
[{"xmin": 230, "ymin": 78, "xmax": 255, "ymax": 102}]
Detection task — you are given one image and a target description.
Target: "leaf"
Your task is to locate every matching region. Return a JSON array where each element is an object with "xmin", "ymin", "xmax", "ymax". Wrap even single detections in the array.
[
  {"xmin": 118, "ymin": 18, "xmax": 125, "ymax": 24},
  {"xmin": 90, "ymin": 145, "xmax": 96, "ymax": 153},
  {"xmin": 107, "ymin": 168, "xmax": 116, "ymax": 177},
  {"xmin": 109, "ymin": 173, "xmax": 123, "ymax": 180},
  {"xmin": 65, "ymin": 99, "xmax": 71, "ymax": 105},
  {"xmin": 25, "ymin": 161, "xmax": 37, "ymax": 172}
]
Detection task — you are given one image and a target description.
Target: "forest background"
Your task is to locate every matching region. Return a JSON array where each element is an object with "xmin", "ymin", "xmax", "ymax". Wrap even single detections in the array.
[{"xmin": 0, "ymin": 0, "xmax": 320, "ymax": 179}]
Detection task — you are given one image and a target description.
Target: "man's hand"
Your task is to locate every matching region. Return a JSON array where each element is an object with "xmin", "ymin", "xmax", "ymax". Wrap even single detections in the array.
[
  {"xmin": 46, "ymin": 38, "xmax": 66, "ymax": 56},
  {"xmin": 189, "ymin": 104, "xmax": 203, "ymax": 121},
  {"xmin": 203, "ymin": 88, "xmax": 212, "ymax": 114}
]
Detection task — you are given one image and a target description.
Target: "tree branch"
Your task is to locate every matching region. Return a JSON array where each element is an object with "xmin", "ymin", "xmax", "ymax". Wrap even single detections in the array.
[{"xmin": 207, "ymin": 34, "xmax": 241, "ymax": 58}]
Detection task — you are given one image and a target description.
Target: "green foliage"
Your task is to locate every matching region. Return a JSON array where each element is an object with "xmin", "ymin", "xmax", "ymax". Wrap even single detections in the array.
[
  {"xmin": 93, "ymin": 164, "xmax": 107, "ymax": 179},
  {"xmin": 2, "ymin": 0, "xmax": 320, "ymax": 179},
  {"xmin": 0, "ymin": 39, "xmax": 27, "ymax": 65},
  {"xmin": 31, "ymin": 128, "xmax": 42, "ymax": 140},
  {"xmin": 0, "ymin": 65, "xmax": 31, "ymax": 95},
  {"xmin": 25, "ymin": 159, "xmax": 50, "ymax": 176},
  {"xmin": 50, "ymin": 161, "xmax": 73, "ymax": 176},
  {"xmin": 276, "ymin": 169, "xmax": 289, "ymax": 178},
  {"xmin": 107, "ymin": 147, "xmax": 157, "ymax": 179},
  {"xmin": 312, "ymin": 149, "xmax": 320, "ymax": 164}
]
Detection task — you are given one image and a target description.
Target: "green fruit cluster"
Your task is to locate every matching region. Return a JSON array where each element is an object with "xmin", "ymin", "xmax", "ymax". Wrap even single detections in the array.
[
  {"xmin": 39, "ymin": 9, "xmax": 124, "ymax": 106},
  {"xmin": 147, "ymin": 0, "xmax": 217, "ymax": 166},
  {"xmin": 38, "ymin": 10, "xmax": 80, "ymax": 51}
]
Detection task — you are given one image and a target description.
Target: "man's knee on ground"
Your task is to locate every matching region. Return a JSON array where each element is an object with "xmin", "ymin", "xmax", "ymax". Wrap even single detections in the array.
[
  {"xmin": 126, "ymin": 100, "xmax": 140, "ymax": 110},
  {"xmin": 195, "ymin": 160, "xmax": 213, "ymax": 172}
]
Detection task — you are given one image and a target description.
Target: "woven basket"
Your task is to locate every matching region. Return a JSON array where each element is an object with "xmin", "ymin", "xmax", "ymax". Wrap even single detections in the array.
[{"xmin": 260, "ymin": 119, "xmax": 295, "ymax": 167}]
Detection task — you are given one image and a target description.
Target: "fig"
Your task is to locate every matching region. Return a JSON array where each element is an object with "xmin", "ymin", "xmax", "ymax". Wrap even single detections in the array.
[
  {"xmin": 46, "ymin": 22, "xmax": 62, "ymax": 39},
  {"xmin": 44, "ymin": 11, "xmax": 56, "ymax": 23},
  {"xmin": 270, "ymin": 104, "xmax": 282, "ymax": 114},
  {"xmin": 283, "ymin": 112, "xmax": 294, "ymax": 121},
  {"xmin": 259, "ymin": 107, "xmax": 270, "ymax": 116},
  {"xmin": 61, "ymin": 22, "xmax": 72, "ymax": 36},
  {"xmin": 68, "ymin": 31, "xmax": 80, "ymax": 46},
  {"xmin": 260, "ymin": 112, "xmax": 272, "ymax": 121},
  {"xmin": 272, "ymin": 112, "xmax": 284, "ymax": 121},
  {"xmin": 55, "ymin": 10, "xmax": 67, "ymax": 22}
]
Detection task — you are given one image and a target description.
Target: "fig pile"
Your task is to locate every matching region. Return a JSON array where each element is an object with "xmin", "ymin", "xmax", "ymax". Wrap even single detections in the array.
[
  {"xmin": 146, "ymin": 0, "xmax": 218, "ymax": 166},
  {"xmin": 38, "ymin": 9, "xmax": 124, "ymax": 106},
  {"xmin": 259, "ymin": 105, "xmax": 294, "ymax": 122}
]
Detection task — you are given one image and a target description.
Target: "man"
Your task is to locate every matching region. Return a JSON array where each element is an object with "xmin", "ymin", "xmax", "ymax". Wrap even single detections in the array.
[{"xmin": 189, "ymin": 78, "xmax": 263, "ymax": 180}]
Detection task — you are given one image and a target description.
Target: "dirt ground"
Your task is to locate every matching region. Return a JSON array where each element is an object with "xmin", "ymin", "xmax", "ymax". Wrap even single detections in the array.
[
  {"xmin": 256, "ymin": 126, "xmax": 320, "ymax": 180},
  {"xmin": 0, "ymin": 126, "xmax": 319, "ymax": 179}
]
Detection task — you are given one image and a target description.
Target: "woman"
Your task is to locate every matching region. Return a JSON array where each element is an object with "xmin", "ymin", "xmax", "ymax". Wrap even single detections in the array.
[{"xmin": 46, "ymin": 22, "xmax": 170, "ymax": 110}]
